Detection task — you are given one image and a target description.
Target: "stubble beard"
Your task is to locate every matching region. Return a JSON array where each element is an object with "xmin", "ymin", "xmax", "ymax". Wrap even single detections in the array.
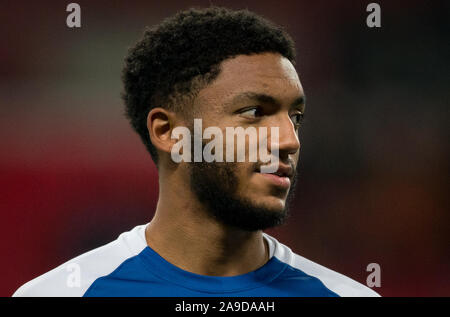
[{"xmin": 189, "ymin": 161, "xmax": 298, "ymax": 232}]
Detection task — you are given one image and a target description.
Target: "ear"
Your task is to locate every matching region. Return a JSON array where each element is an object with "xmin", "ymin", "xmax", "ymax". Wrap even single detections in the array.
[{"xmin": 146, "ymin": 107, "xmax": 178, "ymax": 157}]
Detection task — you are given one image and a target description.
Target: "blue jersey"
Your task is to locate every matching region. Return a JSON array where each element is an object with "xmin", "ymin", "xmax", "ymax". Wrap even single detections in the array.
[{"xmin": 13, "ymin": 224, "xmax": 379, "ymax": 297}]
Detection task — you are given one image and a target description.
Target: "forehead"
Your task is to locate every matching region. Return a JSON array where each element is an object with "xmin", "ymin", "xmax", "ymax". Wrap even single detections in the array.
[{"xmin": 195, "ymin": 53, "xmax": 303, "ymax": 110}]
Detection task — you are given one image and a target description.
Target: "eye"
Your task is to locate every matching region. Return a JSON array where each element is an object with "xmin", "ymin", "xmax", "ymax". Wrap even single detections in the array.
[
  {"xmin": 290, "ymin": 113, "xmax": 304, "ymax": 127},
  {"xmin": 238, "ymin": 107, "xmax": 263, "ymax": 118}
]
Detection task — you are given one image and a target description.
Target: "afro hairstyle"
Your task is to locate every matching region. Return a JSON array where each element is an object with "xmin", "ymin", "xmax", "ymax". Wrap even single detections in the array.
[{"xmin": 122, "ymin": 6, "xmax": 296, "ymax": 164}]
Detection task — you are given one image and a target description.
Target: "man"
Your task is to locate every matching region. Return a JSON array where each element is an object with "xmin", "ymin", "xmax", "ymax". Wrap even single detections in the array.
[{"xmin": 13, "ymin": 7, "xmax": 379, "ymax": 297}]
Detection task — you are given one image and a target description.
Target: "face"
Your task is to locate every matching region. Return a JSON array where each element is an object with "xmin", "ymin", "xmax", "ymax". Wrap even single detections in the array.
[{"xmin": 187, "ymin": 53, "xmax": 305, "ymax": 231}]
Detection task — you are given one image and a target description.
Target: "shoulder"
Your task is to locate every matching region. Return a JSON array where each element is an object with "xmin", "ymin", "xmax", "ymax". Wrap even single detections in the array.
[
  {"xmin": 263, "ymin": 233, "xmax": 381, "ymax": 297},
  {"xmin": 12, "ymin": 224, "xmax": 148, "ymax": 297}
]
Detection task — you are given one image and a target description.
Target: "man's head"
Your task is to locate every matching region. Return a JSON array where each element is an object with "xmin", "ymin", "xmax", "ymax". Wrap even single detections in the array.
[{"xmin": 123, "ymin": 7, "xmax": 305, "ymax": 231}]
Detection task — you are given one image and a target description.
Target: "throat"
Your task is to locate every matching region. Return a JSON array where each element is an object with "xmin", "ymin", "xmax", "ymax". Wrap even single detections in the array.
[{"xmin": 145, "ymin": 220, "xmax": 269, "ymax": 276}]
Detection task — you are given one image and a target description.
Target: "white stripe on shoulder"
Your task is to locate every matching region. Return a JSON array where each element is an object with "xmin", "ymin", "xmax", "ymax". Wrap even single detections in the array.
[
  {"xmin": 13, "ymin": 224, "xmax": 148, "ymax": 297},
  {"xmin": 263, "ymin": 233, "xmax": 381, "ymax": 297}
]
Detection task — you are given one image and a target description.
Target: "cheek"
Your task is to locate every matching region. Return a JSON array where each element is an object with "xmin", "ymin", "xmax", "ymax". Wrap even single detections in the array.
[
  {"xmin": 294, "ymin": 151, "xmax": 300, "ymax": 162},
  {"xmin": 292, "ymin": 142, "xmax": 301, "ymax": 161},
  {"xmin": 232, "ymin": 162, "xmax": 257, "ymax": 190}
]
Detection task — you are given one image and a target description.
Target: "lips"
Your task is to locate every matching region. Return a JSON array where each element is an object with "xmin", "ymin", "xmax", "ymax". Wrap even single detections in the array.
[
  {"xmin": 256, "ymin": 163, "xmax": 294, "ymax": 189},
  {"xmin": 259, "ymin": 173, "xmax": 291, "ymax": 189},
  {"xmin": 257, "ymin": 163, "xmax": 294, "ymax": 177},
  {"xmin": 271, "ymin": 164, "xmax": 294, "ymax": 178}
]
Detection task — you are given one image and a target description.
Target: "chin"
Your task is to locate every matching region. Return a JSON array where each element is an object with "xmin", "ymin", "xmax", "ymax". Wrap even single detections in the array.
[{"xmin": 251, "ymin": 196, "xmax": 287, "ymax": 213}]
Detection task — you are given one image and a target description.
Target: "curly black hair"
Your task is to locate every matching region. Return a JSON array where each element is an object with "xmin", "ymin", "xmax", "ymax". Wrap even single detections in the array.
[{"xmin": 122, "ymin": 7, "xmax": 296, "ymax": 164}]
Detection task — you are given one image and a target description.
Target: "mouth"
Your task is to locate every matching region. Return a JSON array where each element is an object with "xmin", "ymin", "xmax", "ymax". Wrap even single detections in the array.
[{"xmin": 255, "ymin": 164, "xmax": 293, "ymax": 189}]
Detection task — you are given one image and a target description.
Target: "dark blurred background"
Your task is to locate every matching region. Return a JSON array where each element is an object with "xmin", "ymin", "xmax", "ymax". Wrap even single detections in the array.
[{"xmin": 1, "ymin": 0, "xmax": 449, "ymax": 296}]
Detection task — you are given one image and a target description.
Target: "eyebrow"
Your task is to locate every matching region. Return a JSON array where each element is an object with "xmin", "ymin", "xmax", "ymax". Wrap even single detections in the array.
[{"xmin": 228, "ymin": 92, "xmax": 306, "ymax": 111}]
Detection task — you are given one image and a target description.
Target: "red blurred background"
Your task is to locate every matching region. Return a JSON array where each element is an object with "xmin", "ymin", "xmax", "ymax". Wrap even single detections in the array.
[{"xmin": 1, "ymin": 0, "xmax": 449, "ymax": 296}]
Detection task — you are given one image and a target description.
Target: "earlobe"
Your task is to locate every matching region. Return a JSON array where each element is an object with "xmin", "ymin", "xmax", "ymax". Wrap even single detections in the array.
[{"xmin": 147, "ymin": 108, "xmax": 177, "ymax": 156}]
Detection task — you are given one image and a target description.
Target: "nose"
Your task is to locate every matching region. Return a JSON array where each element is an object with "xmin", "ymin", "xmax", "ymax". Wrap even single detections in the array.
[{"xmin": 269, "ymin": 113, "xmax": 300, "ymax": 159}]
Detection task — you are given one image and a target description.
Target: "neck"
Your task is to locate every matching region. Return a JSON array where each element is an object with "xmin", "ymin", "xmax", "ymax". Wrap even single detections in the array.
[{"xmin": 144, "ymin": 167, "xmax": 269, "ymax": 276}]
